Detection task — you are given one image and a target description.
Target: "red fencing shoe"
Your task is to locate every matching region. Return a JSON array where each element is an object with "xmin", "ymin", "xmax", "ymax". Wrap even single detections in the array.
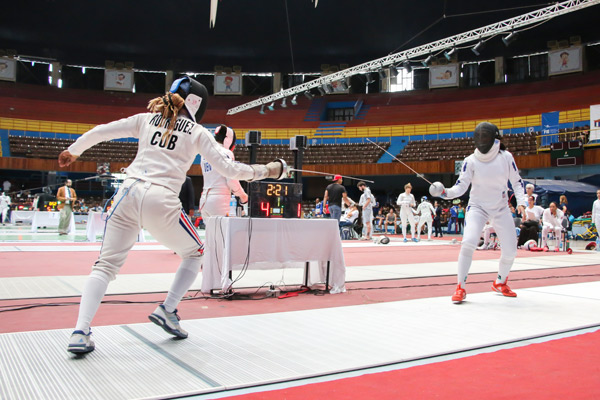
[
  {"xmin": 451, "ymin": 284, "xmax": 466, "ymax": 304},
  {"xmin": 492, "ymin": 281, "xmax": 517, "ymax": 297}
]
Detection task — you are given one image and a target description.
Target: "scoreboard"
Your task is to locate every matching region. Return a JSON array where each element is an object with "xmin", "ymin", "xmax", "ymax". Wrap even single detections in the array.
[{"xmin": 248, "ymin": 182, "xmax": 302, "ymax": 218}]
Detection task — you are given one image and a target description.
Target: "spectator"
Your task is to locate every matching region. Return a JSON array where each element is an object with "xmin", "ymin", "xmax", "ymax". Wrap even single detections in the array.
[
  {"xmin": 384, "ymin": 208, "xmax": 397, "ymax": 234},
  {"xmin": 323, "ymin": 175, "xmax": 351, "ymax": 223},
  {"xmin": 559, "ymin": 195, "xmax": 568, "ymax": 215},
  {"xmin": 525, "ymin": 184, "xmax": 538, "ymax": 205},
  {"xmin": 2, "ymin": 180, "xmax": 11, "ymax": 193},
  {"xmin": 396, "ymin": 183, "xmax": 417, "ymax": 242},
  {"xmin": 592, "ymin": 189, "xmax": 600, "ymax": 230},
  {"xmin": 339, "ymin": 204, "xmax": 359, "ymax": 228},
  {"xmin": 457, "ymin": 203, "xmax": 465, "ymax": 234},
  {"xmin": 314, "ymin": 197, "xmax": 323, "ymax": 217},
  {"xmin": 433, "ymin": 200, "xmax": 443, "ymax": 238},
  {"xmin": 449, "ymin": 203, "xmax": 459, "ymax": 234},
  {"xmin": 541, "ymin": 202, "xmax": 564, "ymax": 252},
  {"xmin": 518, "ymin": 196, "xmax": 544, "ymax": 247},
  {"xmin": 374, "ymin": 208, "xmax": 385, "ymax": 232}
]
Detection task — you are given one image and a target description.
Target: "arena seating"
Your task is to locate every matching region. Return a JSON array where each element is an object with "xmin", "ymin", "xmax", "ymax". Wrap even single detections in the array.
[
  {"xmin": 8, "ymin": 136, "xmax": 389, "ymax": 165},
  {"xmin": 397, "ymin": 132, "xmax": 538, "ymax": 162}
]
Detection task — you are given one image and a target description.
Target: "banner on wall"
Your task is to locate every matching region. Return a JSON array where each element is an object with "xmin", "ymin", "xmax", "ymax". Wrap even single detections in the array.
[
  {"xmin": 590, "ymin": 104, "xmax": 600, "ymax": 142},
  {"xmin": 214, "ymin": 74, "xmax": 242, "ymax": 95},
  {"xmin": 429, "ymin": 64, "xmax": 459, "ymax": 89},
  {"xmin": 541, "ymin": 111, "xmax": 560, "ymax": 146},
  {"xmin": 0, "ymin": 58, "xmax": 17, "ymax": 82},
  {"xmin": 104, "ymin": 69, "xmax": 134, "ymax": 92},
  {"xmin": 548, "ymin": 46, "xmax": 583, "ymax": 76}
]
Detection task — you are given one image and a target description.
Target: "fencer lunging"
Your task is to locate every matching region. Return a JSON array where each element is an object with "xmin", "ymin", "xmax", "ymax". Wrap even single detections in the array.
[
  {"xmin": 199, "ymin": 124, "xmax": 248, "ymax": 218},
  {"xmin": 431, "ymin": 122, "xmax": 526, "ymax": 304},
  {"xmin": 396, "ymin": 183, "xmax": 418, "ymax": 242},
  {"xmin": 59, "ymin": 76, "xmax": 285, "ymax": 354},
  {"xmin": 416, "ymin": 196, "xmax": 435, "ymax": 241}
]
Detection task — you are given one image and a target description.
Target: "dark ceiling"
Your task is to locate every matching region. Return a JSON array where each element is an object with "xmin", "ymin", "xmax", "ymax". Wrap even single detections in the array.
[{"xmin": 1, "ymin": 1, "xmax": 599, "ymax": 73}]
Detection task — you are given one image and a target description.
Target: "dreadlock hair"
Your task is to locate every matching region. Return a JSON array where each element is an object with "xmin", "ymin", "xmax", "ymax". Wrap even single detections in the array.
[{"xmin": 147, "ymin": 92, "xmax": 185, "ymax": 146}]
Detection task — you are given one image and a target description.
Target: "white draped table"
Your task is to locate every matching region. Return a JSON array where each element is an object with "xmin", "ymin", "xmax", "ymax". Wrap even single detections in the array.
[
  {"xmin": 10, "ymin": 211, "xmax": 35, "ymax": 224},
  {"xmin": 30, "ymin": 211, "xmax": 75, "ymax": 234},
  {"xmin": 86, "ymin": 211, "xmax": 145, "ymax": 242},
  {"xmin": 202, "ymin": 217, "xmax": 346, "ymax": 294}
]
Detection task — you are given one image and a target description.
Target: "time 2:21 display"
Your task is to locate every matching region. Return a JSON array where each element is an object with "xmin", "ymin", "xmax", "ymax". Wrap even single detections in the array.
[{"xmin": 248, "ymin": 182, "xmax": 303, "ymax": 218}]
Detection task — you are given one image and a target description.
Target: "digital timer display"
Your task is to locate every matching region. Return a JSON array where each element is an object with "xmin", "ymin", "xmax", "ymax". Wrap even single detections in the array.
[{"xmin": 249, "ymin": 182, "xmax": 303, "ymax": 218}]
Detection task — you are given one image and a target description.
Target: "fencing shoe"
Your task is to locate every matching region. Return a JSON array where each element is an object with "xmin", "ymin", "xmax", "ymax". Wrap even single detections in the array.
[
  {"xmin": 68, "ymin": 329, "xmax": 95, "ymax": 354},
  {"xmin": 451, "ymin": 284, "xmax": 466, "ymax": 304},
  {"xmin": 149, "ymin": 305, "xmax": 188, "ymax": 338},
  {"xmin": 492, "ymin": 281, "xmax": 517, "ymax": 297}
]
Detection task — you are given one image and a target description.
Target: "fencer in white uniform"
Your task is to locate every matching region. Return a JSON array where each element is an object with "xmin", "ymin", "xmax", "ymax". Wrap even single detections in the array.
[
  {"xmin": 477, "ymin": 221, "xmax": 497, "ymax": 250},
  {"xmin": 396, "ymin": 183, "xmax": 417, "ymax": 242},
  {"xmin": 199, "ymin": 125, "xmax": 248, "ymax": 218},
  {"xmin": 541, "ymin": 202, "xmax": 564, "ymax": 251},
  {"xmin": 0, "ymin": 192, "xmax": 10, "ymax": 225},
  {"xmin": 592, "ymin": 189, "xmax": 600, "ymax": 230},
  {"xmin": 416, "ymin": 196, "xmax": 435, "ymax": 241},
  {"xmin": 431, "ymin": 122, "xmax": 526, "ymax": 303},
  {"xmin": 59, "ymin": 76, "xmax": 286, "ymax": 354}
]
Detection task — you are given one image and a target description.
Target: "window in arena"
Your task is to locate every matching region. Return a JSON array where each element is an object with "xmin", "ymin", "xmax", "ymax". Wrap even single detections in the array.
[{"xmin": 389, "ymin": 69, "xmax": 414, "ymax": 92}]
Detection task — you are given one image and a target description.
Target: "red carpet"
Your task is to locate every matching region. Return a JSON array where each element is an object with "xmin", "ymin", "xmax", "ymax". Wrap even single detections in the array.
[{"xmin": 223, "ymin": 330, "xmax": 600, "ymax": 400}]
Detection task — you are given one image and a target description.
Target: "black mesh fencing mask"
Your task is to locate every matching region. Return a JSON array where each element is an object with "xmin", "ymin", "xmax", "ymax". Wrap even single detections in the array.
[{"xmin": 473, "ymin": 122, "xmax": 500, "ymax": 154}]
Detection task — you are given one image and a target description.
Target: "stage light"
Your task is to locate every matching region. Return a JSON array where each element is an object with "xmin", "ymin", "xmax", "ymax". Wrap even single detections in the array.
[
  {"xmin": 422, "ymin": 55, "xmax": 433, "ymax": 67},
  {"xmin": 291, "ymin": 95, "xmax": 298, "ymax": 105},
  {"xmin": 366, "ymin": 73, "xmax": 375, "ymax": 84},
  {"xmin": 340, "ymin": 80, "xmax": 349, "ymax": 90},
  {"xmin": 281, "ymin": 98, "xmax": 287, "ymax": 108},
  {"xmin": 472, "ymin": 41, "xmax": 485, "ymax": 56},
  {"xmin": 389, "ymin": 65, "xmax": 399, "ymax": 78},
  {"xmin": 323, "ymin": 84, "xmax": 332, "ymax": 94},
  {"xmin": 318, "ymin": 87, "xmax": 326, "ymax": 96},
  {"xmin": 378, "ymin": 69, "xmax": 387, "ymax": 79},
  {"xmin": 259, "ymin": 105, "xmax": 265, "ymax": 114},
  {"xmin": 267, "ymin": 102, "xmax": 275, "ymax": 111},
  {"xmin": 304, "ymin": 91, "xmax": 314, "ymax": 100},
  {"xmin": 502, "ymin": 32, "xmax": 518, "ymax": 47},
  {"xmin": 403, "ymin": 61, "xmax": 412, "ymax": 73},
  {"xmin": 444, "ymin": 48, "xmax": 457, "ymax": 61}
]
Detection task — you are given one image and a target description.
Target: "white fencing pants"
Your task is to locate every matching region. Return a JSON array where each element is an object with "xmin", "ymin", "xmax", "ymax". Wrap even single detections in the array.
[
  {"xmin": 75, "ymin": 179, "xmax": 204, "ymax": 332},
  {"xmin": 400, "ymin": 207, "xmax": 416, "ymax": 239},
  {"xmin": 199, "ymin": 192, "xmax": 230, "ymax": 218},
  {"xmin": 457, "ymin": 204, "xmax": 517, "ymax": 287},
  {"xmin": 1, "ymin": 206, "xmax": 8, "ymax": 223},
  {"xmin": 541, "ymin": 223, "xmax": 562, "ymax": 250},
  {"xmin": 417, "ymin": 217, "xmax": 433, "ymax": 240}
]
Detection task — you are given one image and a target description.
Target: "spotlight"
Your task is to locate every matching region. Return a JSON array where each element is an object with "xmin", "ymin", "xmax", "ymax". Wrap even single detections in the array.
[
  {"xmin": 281, "ymin": 98, "xmax": 287, "ymax": 108},
  {"xmin": 304, "ymin": 90, "xmax": 314, "ymax": 100},
  {"xmin": 378, "ymin": 69, "xmax": 387, "ymax": 79},
  {"xmin": 366, "ymin": 73, "xmax": 375, "ymax": 84},
  {"xmin": 502, "ymin": 32, "xmax": 518, "ymax": 47},
  {"xmin": 323, "ymin": 83, "xmax": 333, "ymax": 94},
  {"xmin": 318, "ymin": 87, "xmax": 326, "ymax": 96},
  {"xmin": 259, "ymin": 105, "xmax": 265, "ymax": 114},
  {"xmin": 402, "ymin": 61, "xmax": 412, "ymax": 73},
  {"xmin": 267, "ymin": 102, "xmax": 275, "ymax": 111},
  {"xmin": 389, "ymin": 65, "xmax": 399, "ymax": 78},
  {"xmin": 472, "ymin": 41, "xmax": 485, "ymax": 56},
  {"xmin": 291, "ymin": 95, "xmax": 298, "ymax": 105},
  {"xmin": 444, "ymin": 48, "xmax": 457, "ymax": 61},
  {"xmin": 422, "ymin": 55, "xmax": 433, "ymax": 67},
  {"xmin": 340, "ymin": 80, "xmax": 349, "ymax": 90}
]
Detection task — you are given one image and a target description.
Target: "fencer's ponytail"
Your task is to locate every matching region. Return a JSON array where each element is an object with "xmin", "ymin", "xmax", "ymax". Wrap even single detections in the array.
[{"xmin": 147, "ymin": 92, "xmax": 185, "ymax": 145}]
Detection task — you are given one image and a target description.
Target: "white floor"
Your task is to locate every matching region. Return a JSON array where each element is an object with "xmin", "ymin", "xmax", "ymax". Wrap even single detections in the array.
[{"xmin": 1, "ymin": 281, "xmax": 599, "ymax": 400}]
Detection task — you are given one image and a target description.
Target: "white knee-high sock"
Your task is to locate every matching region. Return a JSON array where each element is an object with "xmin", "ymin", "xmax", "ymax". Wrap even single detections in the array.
[
  {"xmin": 75, "ymin": 270, "xmax": 111, "ymax": 333},
  {"xmin": 457, "ymin": 242, "xmax": 476, "ymax": 287},
  {"xmin": 163, "ymin": 258, "xmax": 202, "ymax": 313}
]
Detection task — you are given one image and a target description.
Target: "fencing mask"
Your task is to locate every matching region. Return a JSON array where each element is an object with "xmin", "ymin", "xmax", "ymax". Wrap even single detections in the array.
[
  {"xmin": 473, "ymin": 122, "xmax": 501, "ymax": 154},
  {"xmin": 214, "ymin": 125, "xmax": 236, "ymax": 151},
  {"xmin": 169, "ymin": 76, "xmax": 209, "ymax": 123}
]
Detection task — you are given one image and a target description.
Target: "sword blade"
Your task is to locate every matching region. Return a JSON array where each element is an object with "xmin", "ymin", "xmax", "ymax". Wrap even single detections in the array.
[
  {"xmin": 287, "ymin": 168, "xmax": 374, "ymax": 184},
  {"xmin": 366, "ymin": 139, "xmax": 432, "ymax": 185}
]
